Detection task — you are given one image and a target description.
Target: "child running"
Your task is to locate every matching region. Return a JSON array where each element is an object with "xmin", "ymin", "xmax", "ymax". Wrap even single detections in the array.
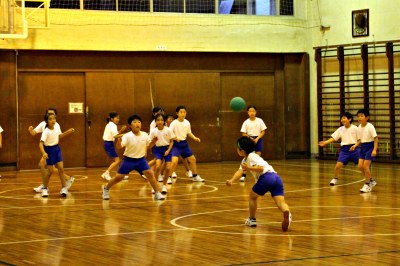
[
  {"xmin": 351, "ymin": 109, "xmax": 379, "ymax": 193},
  {"xmin": 226, "ymin": 136, "xmax": 292, "ymax": 231},
  {"xmin": 102, "ymin": 114, "xmax": 165, "ymax": 200},
  {"xmin": 39, "ymin": 113, "xmax": 75, "ymax": 197},
  {"xmin": 169, "ymin": 105, "xmax": 204, "ymax": 182},
  {"xmin": 149, "ymin": 114, "xmax": 176, "ymax": 194},
  {"xmin": 101, "ymin": 112, "xmax": 127, "ymax": 181},
  {"xmin": 28, "ymin": 108, "xmax": 75, "ymax": 193},
  {"xmin": 319, "ymin": 111, "xmax": 360, "ymax": 186},
  {"xmin": 240, "ymin": 105, "xmax": 267, "ymax": 182}
]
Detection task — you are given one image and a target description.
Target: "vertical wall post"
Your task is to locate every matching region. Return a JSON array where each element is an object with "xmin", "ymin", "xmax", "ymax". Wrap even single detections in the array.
[
  {"xmin": 361, "ymin": 44, "xmax": 369, "ymax": 109},
  {"xmin": 315, "ymin": 48, "xmax": 323, "ymax": 157},
  {"xmin": 337, "ymin": 46, "xmax": 345, "ymax": 114},
  {"xmin": 386, "ymin": 42, "xmax": 396, "ymax": 160}
]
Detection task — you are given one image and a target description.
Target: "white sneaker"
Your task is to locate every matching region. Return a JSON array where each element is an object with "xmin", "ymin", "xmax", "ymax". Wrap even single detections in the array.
[
  {"xmin": 370, "ymin": 179, "xmax": 377, "ymax": 187},
  {"xmin": 360, "ymin": 183, "xmax": 372, "ymax": 193},
  {"xmin": 154, "ymin": 191, "xmax": 166, "ymax": 200},
  {"xmin": 161, "ymin": 185, "xmax": 168, "ymax": 194},
  {"xmin": 167, "ymin": 177, "xmax": 173, "ymax": 184},
  {"xmin": 185, "ymin": 170, "xmax": 193, "ymax": 177},
  {"xmin": 330, "ymin": 178, "xmax": 338, "ymax": 186},
  {"xmin": 141, "ymin": 174, "xmax": 147, "ymax": 180},
  {"xmin": 34, "ymin": 184, "xmax": 45, "ymax": 193},
  {"xmin": 172, "ymin": 172, "xmax": 177, "ymax": 178},
  {"xmin": 102, "ymin": 185, "xmax": 110, "ymax": 200},
  {"xmin": 101, "ymin": 172, "xmax": 111, "ymax": 181},
  {"xmin": 124, "ymin": 175, "xmax": 129, "ymax": 180},
  {"xmin": 192, "ymin": 175, "xmax": 205, "ymax": 182},
  {"xmin": 60, "ymin": 187, "xmax": 68, "ymax": 197},
  {"xmin": 66, "ymin": 176, "xmax": 75, "ymax": 190},
  {"xmin": 245, "ymin": 217, "xmax": 257, "ymax": 227},
  {"xmin": 41, "ymin": 188, "xmax": 49, "ymax": 197},
  {"xmin": 282, "ymin": 211, "xmax": 292, "ymax": 232},
  {"xmin": 158, "ymin": 174, "xmax": 164, "ymax": 182},
  {"xmin": 240, "ymin": 176, "xmax": 246, "ymax": 182},
  {"xmin": 152, "ymin": 188, "xmax": 155, "ymax": 194}
]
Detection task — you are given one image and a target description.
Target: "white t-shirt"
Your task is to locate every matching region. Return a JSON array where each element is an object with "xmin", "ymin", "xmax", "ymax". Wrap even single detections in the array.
[
  {"xmin": 149, "ymin": 127, "xmax": 175, "ymax": 147},
  {"xmin": 169, "ymin": 119, "xmax": 192, "ymax": 141},
  {"xmin": 121, "ymin": 131, "xmax": 150, "ymax": 158},
  {"xmin": 103, "ymin": 121, "xmax": 118, "ymax": 141},
  {"xmin": 40, "ymin": 127, "xmax": 62, "ymax": 146},
  {"xmin": 240, "ymin": 118, "xmax": 267, "ymax": 136},
  {"xmin": 357, "ymin": 122, "xmax": 378, "ymax": 143},
  {"xmin": 331, "ymin": 124, "xmax": 358, "ymax": 146},
  {"xmin": 0, "ymin": 126, "xmax": 3, "ymax": 133},
  {"xmin": 240, "ymin": 152, "xmax": 276, "ymax": 180},
  {"xmin": 34, "ymin": 121, "xmax": 61, "ymax": 134}
]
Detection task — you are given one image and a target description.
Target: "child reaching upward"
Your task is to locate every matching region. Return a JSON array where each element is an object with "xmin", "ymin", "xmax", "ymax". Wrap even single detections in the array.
[
  {"xmin": 226, "ymin": 136, "xmax": 291, "ymax": 231},
  {"xmin": 39, "ymin": 113, "xmax": 75, "ymax": 197},
  {"xmin": 319, "ymin": 112, "xmax": 360, "ymax": 186},
  {"xmin": 102, "ymin": 114, "xmax": 165, "ymax": 200},
  {"xmin": 169, "ymin": 105, "xmax": 204, "ymax": 182},
  {"xmin": 240, "ymin": 105, "xmax": 267, "ymax": 182},
  {"xmin": 101, "ymin": 112, "xmax": 127, "ymax": 181}
]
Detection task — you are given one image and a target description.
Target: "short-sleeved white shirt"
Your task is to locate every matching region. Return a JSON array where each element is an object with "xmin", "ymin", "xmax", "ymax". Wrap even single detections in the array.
[
  {"xmin": 103, "ymin": 121, "xmax": 118, "ymax": 141},
  {"xmin": 331, "ymin": 124, "xmax": 358, "ymax": 146},
  {"xmin": 0, "ymin": 126, "xmax": 3, "ymax": 133},
  {"xmin": 240, "ymin": 118, "xmax": 267, "ymax": 136},
  {"xmin": 149, "ymin": 127, "xmax": 175, "ymax": 147},
  {"xmin": 121, "ymin": 131, "xmax": 150, "ymax": 158},
  {"xmin": 357, "ymin": 122, "xmax": 378, "ymax": 143},
  {"xmin": 34, "ymin": 121, "xmax": 61, "ymax": 134},
  {"xmin": 240, "ymin": 152, "xmax": 276, "ymax": 180},
  {"xmin": 40, "ymin": 127, "xmax": 62, "ymax": 146},
  {"xmin": 169, "ymin": 119, "xmax": 191, "ymax": 141}
]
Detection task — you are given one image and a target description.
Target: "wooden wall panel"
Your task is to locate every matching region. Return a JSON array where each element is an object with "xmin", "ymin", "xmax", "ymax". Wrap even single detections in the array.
[
  {"xmin": 0, "ymin": 51, "xmax": 17, "ymax": 167},
  {"xmin": 18, "ymin": 73, "xmax": 86, "ymax": 170}
]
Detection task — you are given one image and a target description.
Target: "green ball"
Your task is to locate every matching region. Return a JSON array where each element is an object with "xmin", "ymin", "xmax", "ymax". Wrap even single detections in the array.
[{"xmin": 230, "ymin": 97, "xmax": 246, "ymax": 112}]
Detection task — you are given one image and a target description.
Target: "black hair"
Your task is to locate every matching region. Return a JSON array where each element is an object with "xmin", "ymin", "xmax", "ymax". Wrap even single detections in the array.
[
  {"xmin": 154, "ymin": 113, "xmax": 165, "ymax": 122},
  {"xmin": 128, "ymin": 114, "xmax": 142, "ymax": 125},
  {"xmin": 107, "ymin": 111, "xmax": 119, "ymax": 123},
  {"xmin": 166, "ymin": 114, "xmax": 174, "ymax": 119},
  {"xmin": 152, "ymin": 106, "xmax": 164, "ymax": 119},
  {"xmin": 341, "ymin": 111, "xmax": 353, "ymax": 123},
  {"xmin": 247, "ymin": 105, "xmax": 257, "ymax": 111},
  {"xmin": 357, "ymin": 108, "xmax": 370, "ymax": 117},
  {"xmin": 46, "ymin": 108, "xmax": 57, "ymax": 115},
  {"xmin": 44, "ymin": 113, "xmax": 56, "ymax": 128},
  {"xmin": 237, "ymin": 136, "xmax": 255, "ymax": 154},
  {"xmin": 176, "ymin": 105, "xmax": 186, "ymax": 113}
]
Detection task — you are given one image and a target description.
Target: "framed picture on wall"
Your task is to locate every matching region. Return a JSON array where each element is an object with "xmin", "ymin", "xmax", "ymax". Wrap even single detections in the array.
[{"xmin": 352, "ymin": 9, "xmax": 369, "ymax": 37}]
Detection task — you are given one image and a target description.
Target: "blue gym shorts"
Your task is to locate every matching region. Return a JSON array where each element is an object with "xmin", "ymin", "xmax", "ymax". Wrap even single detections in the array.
[
  {"xmin": 337, "ymin": 144, "xmax": 360, "ymax": 165},
  {"xmin": 118, "ymin": 156, "xmax": 150, "ymax": 175},
  {"xmin": 152, "ymin": 145, "xmax": 172, "ymax": 162},
  {"xmin": 360, "ymin": 141, "xmax": 375, "ymax": 161},
  {"xmin": 44, "ymin": 144, "xmax": 63, "ymax": 165},
  {"xmin": 252, "ymin": 172, "xmax": 284, "ymax": 197},
  {"xmin": 250, "ymin": 136, "xmax": 263, "ymax": 153},
  {"xmin": 171, "ymin": 140, "xmax": 193, "ymax": 159},
  {"xmin": 103, "ymin": 141, "xmax": 118, "ymax": 158}
]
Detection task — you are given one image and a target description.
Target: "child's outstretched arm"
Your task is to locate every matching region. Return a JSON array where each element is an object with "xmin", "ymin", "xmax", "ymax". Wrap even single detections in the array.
[
  {"xmin": 319, "ymin": 137, "xmax": 335, "ymax": 147},
  {"xmin": 59, "ymin": 128, "xmax": 75, "ymax": 139},
  {"xmin": 226, "ymin": 169, "xmax": 243, "ymax": 186}
]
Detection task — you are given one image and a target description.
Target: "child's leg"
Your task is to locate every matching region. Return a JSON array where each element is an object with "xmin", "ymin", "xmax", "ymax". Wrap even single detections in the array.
[
  {"xmin": 39, "ymin": 157, "xmax": 47, "ymax": 183},
  {"xmin": 272, "ymin": 195, "xmax": 290, "ymax": 213},
  {"xmin": 43, "ymin": 165, "xmax": 54, "ymax": 187},
  {"xmin": 170, "ymin": 156, "xmax": 179, "ymax": 175},
  {"xmin": 105, "ymin": 173, "xmax": 125, "ymax": 189},
  {"xmin": 55, "ymin": 162, "xmax": 66, "ymax": 187},
  {"xmin": 107, "ymin": 157, "xmax": 121, "ymax": 172},
  {"xmin": 143, "ymin": 169, "xmax": 160, "ymax": 192},
  {"xmin": 154, "ymin": 159, "xmax": 163, "ymax": 183},
  {"xmin": 334, "ymin": 162, "xmax": 344, "ymax": 178},
  {"xmin": 181, "ymin": 156, "xmax": 190, "ymax": 171},
  {"xmin": 186, "ymin": 155, "xmax": 197, "ymax": 174},
  {"xmin": 362, "ymin": 160, "xmax": 373, "ymax": 182},
  {"xmin": 248, "ymin": 190, "xmax": 260, "ymax": 218},
  {"xmin": 163, "ymin": 162, "xmax": 171, "ymax": 184}
]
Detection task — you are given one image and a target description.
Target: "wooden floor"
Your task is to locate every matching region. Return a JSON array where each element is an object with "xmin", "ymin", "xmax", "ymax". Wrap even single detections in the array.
[{"xmin": 0, "ymin": 159, "xmax": 400, "ymax": 265}]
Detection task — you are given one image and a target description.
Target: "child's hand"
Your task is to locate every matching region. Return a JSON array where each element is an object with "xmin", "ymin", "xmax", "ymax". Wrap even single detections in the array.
[
  {"xmin": 226, "ymin": 180, "xmax": 233, "ymax": 186},
  {"xmin": 318, "ymin": 141, "xmax": 325, "ymax": 147},
  {"xmin": 195, "ymin": 137, "xmax": 201, "ymax": 143},
  {"xmin": 372, "ymin": 150, "xmax": 377, "ymax": 157},
  {"xmin": 42, "ymin": 153, "xmax": 48, "ymax": 159},
  {"xmin": 121, "ymin": 125, "xmax": 127, "ymax": 132},
  {"xmin": 349, "ymin": 145, "xmax": 355, "ymax": 151},
  {"xmin": 152, "ymin": 137, "xmax": 158, "ymax": 143},
  {"xmin": 69, "ymin": 128, "xmax": 75, "ymax": 133},
  {"xmin": 28, "ymin": 126, "xmax": 33, "ymax": 132}
]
